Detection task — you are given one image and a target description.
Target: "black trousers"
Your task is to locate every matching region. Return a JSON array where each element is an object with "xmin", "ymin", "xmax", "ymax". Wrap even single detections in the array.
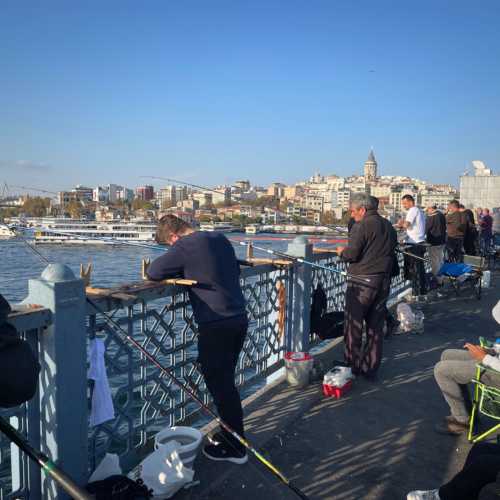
[
  {"xmin": 439, "ymin": 442, "xmax": 500, "ymax": 500},
  {"xmin": 447, "ymin": 237, "xmax": 464, "ymax": 262},
  {"xmin": 403, "ymin": 244, "xmax": 427, "ymax": 296},
  {"xmin": 464, "ymin": 228, "xmax": 479, "ymax": 256},
  {"xmin": 197, "ymin": 315, "xmax": 248, "ymax": 452},
  {"xmin": 344, "ymin": 274, "xmax": 390, "ymax": 377}
]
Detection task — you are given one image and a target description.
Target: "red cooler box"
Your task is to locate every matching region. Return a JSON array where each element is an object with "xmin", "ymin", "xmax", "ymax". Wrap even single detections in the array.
[{"xmin": 322, "ymin": 380, "xmax": 353, "ymax": 399}]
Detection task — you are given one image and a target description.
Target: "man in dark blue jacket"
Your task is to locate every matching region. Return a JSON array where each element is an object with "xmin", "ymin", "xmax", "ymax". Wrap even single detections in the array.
[{"xmin": 146, "ymin": 215, "xmax": 248, "ymax": 464}]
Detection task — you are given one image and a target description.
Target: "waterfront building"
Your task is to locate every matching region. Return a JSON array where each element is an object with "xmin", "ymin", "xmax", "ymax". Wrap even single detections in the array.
[{"xmin": 460, "ymin": 161, "xmax": 500, "ymax": 209}]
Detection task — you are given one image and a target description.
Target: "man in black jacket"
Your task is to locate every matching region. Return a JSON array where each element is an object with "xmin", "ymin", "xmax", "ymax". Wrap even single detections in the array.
[
  {"xmin": 146, "ymin": 215, "xmax": 248, "ymax": 464},
  {"xmin": 425, "ymin": 205, "xmax": 447, "ymax": 280},
  {"xmin": 336, "ymin": 193, "xmax": 397, "ymax": 378}
]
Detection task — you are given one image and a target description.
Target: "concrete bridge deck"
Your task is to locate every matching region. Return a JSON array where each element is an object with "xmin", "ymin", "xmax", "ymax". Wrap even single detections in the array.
[{"xmin": 179, "ymin": 273, "xmax": 500, "ymax": 500}]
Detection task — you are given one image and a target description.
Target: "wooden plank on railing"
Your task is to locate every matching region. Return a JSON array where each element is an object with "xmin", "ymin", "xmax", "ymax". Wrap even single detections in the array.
[{"xmin": 8, "ymin": 306, "xmax": 52, "ymax": 331}]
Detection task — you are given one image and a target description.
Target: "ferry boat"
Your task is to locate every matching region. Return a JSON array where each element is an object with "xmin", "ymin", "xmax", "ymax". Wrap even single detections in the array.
[
  {"xmin": 33, "ymin": 219, "xmax": 157, "ymax": 244},
  {"xmin": 0, "ymin": 224, "xmax": 15, "ymax": 239},
  {"xmin": 199, "ymin": 222, "xmax": 240, "ymax": 232}
]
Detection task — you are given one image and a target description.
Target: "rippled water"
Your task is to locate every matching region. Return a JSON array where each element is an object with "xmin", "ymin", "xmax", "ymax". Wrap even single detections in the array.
[{"xmin": 0, "ymin": 233, "xmax": 343, "ymax": 302}]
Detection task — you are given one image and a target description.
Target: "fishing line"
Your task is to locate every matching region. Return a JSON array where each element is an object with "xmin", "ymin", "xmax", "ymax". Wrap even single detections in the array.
[{"xmin": 233, "ymin": 239, "xmax": 372, "ymax": 284}]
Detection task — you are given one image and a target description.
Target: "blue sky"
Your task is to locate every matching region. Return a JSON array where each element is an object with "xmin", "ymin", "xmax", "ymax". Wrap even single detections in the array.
[{"xmin": 1, "ymin": 0, "xmax": 499, "ymax": 193}]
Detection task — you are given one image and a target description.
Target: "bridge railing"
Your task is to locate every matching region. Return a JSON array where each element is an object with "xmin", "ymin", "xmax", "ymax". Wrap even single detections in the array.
[{"xmin": 8, "ymin": 238, "xmax": 413, "ymax": 499}]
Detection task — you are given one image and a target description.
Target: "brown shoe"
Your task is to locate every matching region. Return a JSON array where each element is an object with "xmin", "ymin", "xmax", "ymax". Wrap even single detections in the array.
[{"xmin": 435, "ymin": 417, "xmax": 469, "ymax": 435}]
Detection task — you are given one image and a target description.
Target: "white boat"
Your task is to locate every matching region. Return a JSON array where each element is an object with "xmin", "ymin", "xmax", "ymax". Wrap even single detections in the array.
[
  {"xmin": 33, "ymin": 219, "xmax": 157, "ymax": 244},
  {"xmin": 199, "ymin": 222, "xmax": 240, "ymax": 232},
  {"xmin": 245, "ymin": 224, "xmax": 262, "ymax": 235},
  {"xmin": 0, "ymin": 224, "xmax": 15, "ymax": 239}
]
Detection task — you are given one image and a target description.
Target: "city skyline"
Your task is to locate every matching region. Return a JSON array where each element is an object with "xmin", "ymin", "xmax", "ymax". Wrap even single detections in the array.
[{"xmin": 1, "ymin": 1, "xmax": 500, "ymax": 189}]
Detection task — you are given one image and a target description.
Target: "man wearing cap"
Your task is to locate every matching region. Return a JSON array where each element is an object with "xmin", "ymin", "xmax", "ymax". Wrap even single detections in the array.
[{"xmin": 446, "ymin": 200, "xmax": 467, "ymax": 262}]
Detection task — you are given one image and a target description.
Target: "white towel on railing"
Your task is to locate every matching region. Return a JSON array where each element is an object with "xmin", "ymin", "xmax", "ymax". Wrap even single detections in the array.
[{"xmin": 88, "ymin": 338, "xmax": 115, "ymax": 426}]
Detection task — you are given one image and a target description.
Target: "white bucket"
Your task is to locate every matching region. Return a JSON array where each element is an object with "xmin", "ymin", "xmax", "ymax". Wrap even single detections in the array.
[
  {"xmin": 154, "ymin": 426, "xmax": 203, "ymax": 469},
  {"xmin": 284, "ymin": 352, "xmax": 313, "ymax": 387}
]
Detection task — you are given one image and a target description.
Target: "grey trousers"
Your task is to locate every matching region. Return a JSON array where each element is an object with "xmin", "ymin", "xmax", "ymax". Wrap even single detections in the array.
[
  {"xmin": 435, "ymin": 349, "xmax": 478, "ymax": 423},
  {"xmin": 434, "ymin": 349, "xmax": 498, "ymax": 423},
  {"xmin": 428, "ymin": 244, "xmax": 444, "ymax": 278}
]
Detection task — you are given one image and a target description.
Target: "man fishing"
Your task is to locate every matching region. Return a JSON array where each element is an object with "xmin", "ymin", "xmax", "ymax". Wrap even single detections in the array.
[
  {"xmin": 397, "ymin": 195, "xmax": 427, "ymax": 299},
  {"xmin": 146, "ymin": 214, "xmax": 249, "ymax": 464},
  {"xmin": 336, "ymin": 193, "xmax": 397, "ymax": 378}
]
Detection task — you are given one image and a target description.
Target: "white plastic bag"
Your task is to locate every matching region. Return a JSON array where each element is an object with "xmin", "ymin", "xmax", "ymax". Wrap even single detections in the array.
[
  {"xmin": 397, "ymin": 302, "xmax": 424, "ymax": 333},
  {"xmin": 323, "ymin": 366, "xmax": 353, "ymax": 387},
  {"xmin": 89, "ymin": 453, "xmax": 122, "ymax": 483},
  {"xmin": 131, "ymin": 441, "xmax": 194, "ymax": 499},
  {"xmin": 397, "ymin": 303, "xmax": 415, "ymax": 332}
]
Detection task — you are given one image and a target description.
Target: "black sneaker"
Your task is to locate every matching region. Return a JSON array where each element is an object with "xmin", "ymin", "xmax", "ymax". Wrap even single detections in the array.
[{"xmin": 202, "ymin": 443, "xmax": 248, "ymax": 464}]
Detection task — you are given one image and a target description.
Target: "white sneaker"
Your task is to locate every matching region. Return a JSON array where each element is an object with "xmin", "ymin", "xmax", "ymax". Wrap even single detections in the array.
[{"xmin": 407, "ymin": 490, "xmax": 440, "ymax": 500}]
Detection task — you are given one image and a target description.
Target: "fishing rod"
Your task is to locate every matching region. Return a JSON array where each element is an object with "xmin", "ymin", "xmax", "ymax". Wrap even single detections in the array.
[
  {"xmin": 233, "ymin": 239, "xmax": 371, "ymax": 284},
  {"xmin": 0, "ymin": 416, "xmax": 92, "ymax": 500},
  {"xmin": 86, "ymin": 298, "xmax": 310, "ymax": 500},
  {"xmin": 13, "ymin": 230, "xmax": 310, "ymax": 499},
  {"xmin": 395, "ymin": 245, "xmax": 431, "ymax": 263}
]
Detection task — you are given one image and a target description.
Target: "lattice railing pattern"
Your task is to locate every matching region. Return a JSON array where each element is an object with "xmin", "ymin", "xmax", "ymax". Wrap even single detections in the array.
[
  {"xmin": 87, "ymin": 265, "xmax": 291, "ymax": 468},
  {"xmin": 312, "ymin": 251, "xmax": 411, "ymax": 311}
]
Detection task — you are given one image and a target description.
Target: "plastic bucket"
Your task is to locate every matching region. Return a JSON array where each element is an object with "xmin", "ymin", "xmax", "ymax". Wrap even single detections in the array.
[
  {"xmin": 154, "ymin": 426, "xmax": 203, "ymax": 468},
  {"xmin": 284, "ymin": 352, "xmax": 313, "ymax": 387}
]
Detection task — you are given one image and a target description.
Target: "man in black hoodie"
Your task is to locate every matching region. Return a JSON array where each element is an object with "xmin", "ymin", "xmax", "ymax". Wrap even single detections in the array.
[
  {"xmin": 336, "ymin": 194, "xmax": 397, "ymax": 378},
  {"xmin": 146, "ymin": 215, "xmax": 248, "ymax": 465}
]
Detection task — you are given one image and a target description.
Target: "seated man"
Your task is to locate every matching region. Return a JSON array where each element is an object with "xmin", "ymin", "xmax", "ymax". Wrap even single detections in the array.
[
  {"xmin": 407, "ymin": 441, "xmax": 500, "ymax": 500},
  {"xmin": 434, "ymin": 300, "xmax": 500, "ymax": 435}
]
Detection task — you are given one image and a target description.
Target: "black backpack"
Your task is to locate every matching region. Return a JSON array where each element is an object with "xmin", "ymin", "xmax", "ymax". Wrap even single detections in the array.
[
  {"xmin": 86, "ymin": 475, "xmax": 153, "ymax": 500},
  {"xmin": 310, "ymin": 285, "xmax": 344, "ymax": 340}
]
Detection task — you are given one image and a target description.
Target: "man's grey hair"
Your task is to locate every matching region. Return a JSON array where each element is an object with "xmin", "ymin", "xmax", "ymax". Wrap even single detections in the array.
[{"xmin": 350, "ymin": 192, "xmax": 378, "ymax": 210}]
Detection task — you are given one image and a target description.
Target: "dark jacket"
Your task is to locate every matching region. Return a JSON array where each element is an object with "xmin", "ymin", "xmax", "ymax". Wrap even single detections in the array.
[
  {"xmin": 447, "ymin": 211, "xmax": 467, "ymax": 239},
  {"xmin": 425, "ymin": 210, "xmax": 446, "ymax": 246},
  {"xmin": 146, "ymin": 231, "xmax": 246, "ymax": 325},
  {"xmin": 0, "ymin": 294, "xmax": 40, "ymax": 408},
  {"xmin": 341, "ymin": 210, "xmax": 398, "ymax": 276}
]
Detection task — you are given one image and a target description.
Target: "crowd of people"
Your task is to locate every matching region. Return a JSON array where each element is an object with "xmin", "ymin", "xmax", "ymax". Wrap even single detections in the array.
[{"xmin": 335, "ymin": 193, "xmax": 500, "ymax": 500}]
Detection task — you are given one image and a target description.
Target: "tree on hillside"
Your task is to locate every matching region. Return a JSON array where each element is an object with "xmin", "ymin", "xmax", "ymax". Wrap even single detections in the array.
[
  {"xmin": 320, "ymin": 211, "xmax": 338, "ymax": 226},
  {"xmin": 66, "ymin": 200, "xmax": 83, "ymax": 219},
  {"xmin": 22, "ymin": 197, "xmax": 51, "ymax": 217}
]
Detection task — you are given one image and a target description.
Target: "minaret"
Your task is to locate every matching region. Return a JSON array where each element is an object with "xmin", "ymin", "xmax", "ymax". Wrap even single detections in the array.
[{"xmin": 364, "ymin": 149, "xmax": 378, "ymax": 182}]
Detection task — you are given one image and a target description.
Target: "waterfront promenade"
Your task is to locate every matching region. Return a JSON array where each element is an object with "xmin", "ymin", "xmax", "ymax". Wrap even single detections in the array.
[{"xmin": 181, "ymin": 274, "xmax": 500, "ymax": 500}]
